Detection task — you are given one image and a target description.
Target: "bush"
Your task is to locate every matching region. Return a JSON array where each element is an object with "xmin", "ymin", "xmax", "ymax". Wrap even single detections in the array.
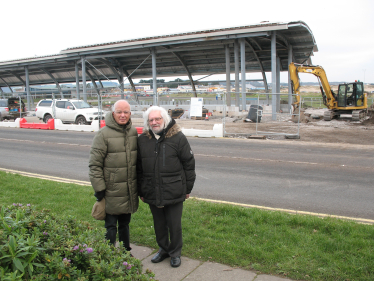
[{"xmin": 0, "ymin": 203, "xmax": 154, "ymax": 280}]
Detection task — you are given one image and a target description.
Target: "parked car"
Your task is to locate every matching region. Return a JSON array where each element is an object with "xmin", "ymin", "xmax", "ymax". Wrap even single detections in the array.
[
  {"xmin": 0, "ymin": 107, "xmax": 7, "ymax": 121},
  {"xmin": 35, "ymin": 99, "xmax": 105, "ymax": 125},
  {"xmin": 0, "ymin": 98, "xmax": 27, "ymax": 120}
]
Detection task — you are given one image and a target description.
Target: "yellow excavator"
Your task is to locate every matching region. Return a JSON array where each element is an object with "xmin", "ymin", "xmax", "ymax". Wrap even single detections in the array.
[{"xmin": 289, "ymin": 62, "xmax": 368, "ymax": 121}]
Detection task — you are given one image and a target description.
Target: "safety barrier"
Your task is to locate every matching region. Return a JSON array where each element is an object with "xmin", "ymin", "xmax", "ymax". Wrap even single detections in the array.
[
  {"xmin": 54, "ymin": 119, "xmax": 100, "ymax": 132},
  {"xmin": 182, "ymin": 124, "xmax": 223, "ymax": 138},
  {"xmin": 0, "ymin": 118, "xmax": 20, "ymax": 128},
  {"xmin": 19, "ymin": 118, "xmax": 55, "ymax": 130},
  {"xmin": 2, "ymin": 117, "xmax": 223, "ymax": 138}
]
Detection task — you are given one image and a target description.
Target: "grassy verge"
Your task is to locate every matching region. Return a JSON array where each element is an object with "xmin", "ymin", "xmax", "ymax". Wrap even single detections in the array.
[{"xmin": 1, "ymin": 171, "xmax": 373, "ymax": 281}]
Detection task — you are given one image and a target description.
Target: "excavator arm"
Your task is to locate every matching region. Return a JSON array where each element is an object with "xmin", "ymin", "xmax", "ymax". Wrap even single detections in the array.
[{"xmin": 289, "ymin": 62, "xmax": 337, "ymax": 110}]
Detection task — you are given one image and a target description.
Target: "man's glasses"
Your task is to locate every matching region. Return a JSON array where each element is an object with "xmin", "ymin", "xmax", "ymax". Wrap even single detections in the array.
[
  {"xmin": 148, "ymin": 117, "xmax": 163, "ymax": 123},
  {"xmin": 114, "ymin": 111, "xmax": 130, "ymax": 115}
]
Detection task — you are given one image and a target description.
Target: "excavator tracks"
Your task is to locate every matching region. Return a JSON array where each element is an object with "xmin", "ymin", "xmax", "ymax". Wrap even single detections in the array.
[
  {"xmin": 323, "ymin": 110, "xmax": 332, "ymax": 121},
  {"xmin": 352, "ymin": 110, "xmax": 367, "ymax": 121}
]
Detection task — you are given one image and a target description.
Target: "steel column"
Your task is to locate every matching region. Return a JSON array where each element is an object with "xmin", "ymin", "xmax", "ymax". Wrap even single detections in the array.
[
  {"xmin": 75, "ymin": 63, "xmax": 80, "ymax": 100},
  {"xmin": 240, "ymin": 39, "xmax": 246, "ymax": 111},
  {"xmin": 288, "ymin": 45, "xmax": 293, "ymax": 112},
  {"xmin": 25, "ymin": 66, "xmax": 31, "ymax": 113},
  {"xmin": 0, "ymin": 77, "xmax": 13, "ymax": 93},
  {"xmin": 234, "ymin": 40, "xmax": 240, "ymax": 107},
  {"xmin": 82, "ymin": 57, "xmax": 87, "ymax": 102},
  {"xmin": 119, "ymin": 68, "xmax": 124, "ymax": 99},
  {"xmin": 225, "ymin": 45, "xmax": 231, "ymax": 106},
  {"xmin": 151, "ymin": 48, "xmax": 158, "ymax": 106},
  {"xmin": 271, "ymin": 32, "xmax": 277, "ymax": 120},
  {"xmin": 276, "ymin": 56, "xmax": 280, "ymax": 112}
]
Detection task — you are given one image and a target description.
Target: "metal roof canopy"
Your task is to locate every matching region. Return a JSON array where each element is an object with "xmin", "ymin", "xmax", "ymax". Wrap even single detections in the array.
[{"xmin": 0, "ymin": 20, "xmax": 317, "ymax": 109}]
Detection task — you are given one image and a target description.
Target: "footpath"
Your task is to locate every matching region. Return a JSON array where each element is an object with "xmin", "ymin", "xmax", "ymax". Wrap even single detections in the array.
[{"xmin": 131, "ymin": 244, "xmax": 293, "ymax": 281}]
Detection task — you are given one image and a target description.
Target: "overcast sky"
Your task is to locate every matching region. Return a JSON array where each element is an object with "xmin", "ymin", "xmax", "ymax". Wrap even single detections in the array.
[{"xmin": 2, "ymin": 0, "xmax": 374, "ymax": 84}]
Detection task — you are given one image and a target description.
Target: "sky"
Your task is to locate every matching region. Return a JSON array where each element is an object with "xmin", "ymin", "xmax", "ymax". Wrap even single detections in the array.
[{"xmin": 2, "ymin": 0, "xmax": 374, "ymax": 84}]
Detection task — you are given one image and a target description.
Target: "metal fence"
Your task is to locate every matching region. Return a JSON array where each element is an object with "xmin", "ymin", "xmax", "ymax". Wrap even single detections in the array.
[{"xmin": 2, "ymin": 91, "xmax": 304, "ymax": 139}]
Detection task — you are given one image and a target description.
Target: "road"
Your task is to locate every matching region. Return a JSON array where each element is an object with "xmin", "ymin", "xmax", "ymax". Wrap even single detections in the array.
[{"xmin": 1, "ymin": 127, "xmax": 374, "ymax": 221}]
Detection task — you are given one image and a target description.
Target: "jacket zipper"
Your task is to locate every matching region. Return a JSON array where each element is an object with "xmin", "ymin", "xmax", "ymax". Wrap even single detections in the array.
[{"xmin": 163, "ymin": 144, "xmax": 165, "ymax": 166}]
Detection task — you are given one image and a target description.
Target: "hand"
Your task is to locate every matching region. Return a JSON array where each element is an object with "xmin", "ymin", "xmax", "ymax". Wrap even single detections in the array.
[
  {"xmin": 94, "ymin": 190, "xmax": 105, "ymax": 202},
  {"xmin": 185, "ymin": 194, "xmax": 190, "ymax": 199}
]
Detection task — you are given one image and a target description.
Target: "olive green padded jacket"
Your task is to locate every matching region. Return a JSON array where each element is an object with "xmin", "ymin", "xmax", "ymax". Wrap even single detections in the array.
[{"xmin": 89, "ymin": 112, "xmax": 138, "ymax": 215}]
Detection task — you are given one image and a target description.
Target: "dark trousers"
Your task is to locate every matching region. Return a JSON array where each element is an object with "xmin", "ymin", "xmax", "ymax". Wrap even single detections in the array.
[
  {"xmin": 149, "ymin": 201, "xmax": 183, "ymax": 258},
  {"xmin": 105, "ymin": 213, "xmax": 132, "ymax": 251}
]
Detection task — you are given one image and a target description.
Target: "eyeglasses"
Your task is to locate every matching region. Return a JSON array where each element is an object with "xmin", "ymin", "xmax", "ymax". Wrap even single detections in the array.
[
  {"xmin": 148, "ymin": 117, "xmax": 163, "ymax": 123},
  {"xmin": 114, "ymin": 111, "xmax": 130, "ymax": 115}
]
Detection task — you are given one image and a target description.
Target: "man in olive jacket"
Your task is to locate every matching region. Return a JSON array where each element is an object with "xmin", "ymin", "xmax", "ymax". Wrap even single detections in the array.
[
  {"xmin": 89, "ymin": 100, "xmax": 138, "ymax": 252},
  {"xmin": 137, "ymin": 106, "xmax": 196, "ymax": 268}
]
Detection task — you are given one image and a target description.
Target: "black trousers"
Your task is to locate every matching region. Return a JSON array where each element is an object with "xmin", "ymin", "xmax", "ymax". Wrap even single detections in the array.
[
  {"xmin": 104, "ymin": 213, "xmax": 132, "ymax": 251},
  {"xmin": 149, "ymin": 201, "xmax": 183, "ymax": 258}
]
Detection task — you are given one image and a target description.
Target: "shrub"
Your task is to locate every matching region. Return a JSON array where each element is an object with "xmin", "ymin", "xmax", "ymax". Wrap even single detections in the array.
[{"xmin": 0, "ymin": 204, "xmax": 154, "ymax": 280}]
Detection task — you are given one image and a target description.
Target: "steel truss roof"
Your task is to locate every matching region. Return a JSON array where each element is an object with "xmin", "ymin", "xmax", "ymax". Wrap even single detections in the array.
[{"xmin": 0, "ymin": 21, "xmax": 317, "ymax": 90}]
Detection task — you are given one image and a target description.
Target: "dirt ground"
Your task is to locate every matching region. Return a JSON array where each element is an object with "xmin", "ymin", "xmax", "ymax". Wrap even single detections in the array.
[{"xmin": 133, "ymin": 107, "xmax": 374, "ymax": 147}]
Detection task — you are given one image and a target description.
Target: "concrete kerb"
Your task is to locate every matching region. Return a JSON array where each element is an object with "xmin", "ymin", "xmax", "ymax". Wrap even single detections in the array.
[
  {"xmin": 0, "ymin": 118, "xmax": 20, "ymax": 128},
  {"xmin": 130, "ymin": 244, "xmax": 293, "ymax": 281}
]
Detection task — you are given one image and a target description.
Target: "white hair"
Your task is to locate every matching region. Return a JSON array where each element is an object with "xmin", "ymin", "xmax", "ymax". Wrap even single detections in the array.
[{"xmin": 143, "ymin": 106, "xmax": 171, "ymax": 131}]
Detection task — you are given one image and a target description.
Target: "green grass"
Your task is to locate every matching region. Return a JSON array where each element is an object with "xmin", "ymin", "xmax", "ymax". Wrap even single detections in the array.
[{"xmin": 1, "ymin": 171, "xmax": 373, "ymax": 281}]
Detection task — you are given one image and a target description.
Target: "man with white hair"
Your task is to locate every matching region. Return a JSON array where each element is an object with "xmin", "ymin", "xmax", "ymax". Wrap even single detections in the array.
[{"xmin": 137, "ymin": 106, "xmax": 196, "ymax": 268}]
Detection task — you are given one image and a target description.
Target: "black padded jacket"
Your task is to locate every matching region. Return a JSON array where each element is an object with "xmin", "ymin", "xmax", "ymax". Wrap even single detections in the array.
[{"xmin": 137, "ymin": 119, "xmax": 196, "ymax": 207}]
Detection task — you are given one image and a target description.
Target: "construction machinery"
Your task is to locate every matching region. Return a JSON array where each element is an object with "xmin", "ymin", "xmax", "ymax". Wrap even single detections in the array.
[{"xmin": 289, "ymin": 62, "xmax": 368, "ymax": 121}]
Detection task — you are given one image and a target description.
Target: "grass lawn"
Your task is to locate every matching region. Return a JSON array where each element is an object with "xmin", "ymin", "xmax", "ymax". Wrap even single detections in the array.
[{"xmin": 1, "ymin": 171, "xmax": 373, "ymax": 281}]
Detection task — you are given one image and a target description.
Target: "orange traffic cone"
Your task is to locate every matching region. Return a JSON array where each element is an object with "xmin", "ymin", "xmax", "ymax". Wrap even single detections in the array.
[{"xmin": 205, "ymin": 113, "xmax": 209, "ymax": 121}]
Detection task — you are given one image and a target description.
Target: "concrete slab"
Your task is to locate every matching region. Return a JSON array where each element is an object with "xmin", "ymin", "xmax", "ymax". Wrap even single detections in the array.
[
  {"xmin": 130, "ymin": 244, "xmax": 154, "ymax": 260},
  {"xmin": 255, "ymin": 275, "xmax": 292, "ymax": 281},
  {"xmin": 142, "ymin": 255, "xmax": 201, "ymax": 281},
  {"xmin": 184, "ymin": 261, "xmax": 257, "ymax": 281}
]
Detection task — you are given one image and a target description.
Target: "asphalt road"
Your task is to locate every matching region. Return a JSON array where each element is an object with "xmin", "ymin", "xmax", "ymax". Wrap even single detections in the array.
[{"xmin": 1, "ymin": 127, "xmax": 374, "ymax": 221}]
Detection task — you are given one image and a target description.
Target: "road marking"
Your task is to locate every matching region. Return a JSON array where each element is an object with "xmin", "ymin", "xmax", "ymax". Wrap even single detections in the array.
[
  {"xmin": 1, "ymin": 167, "xmax": 373, "ymax": 224},
  {"xmin": 191, "ymin": 197, "xmax": 374, "ymax": 225},
  {"xmin": 0, "ymin": 167, "xmax": 90, "ymax": 186},
  {"xmin": 195, "ymin": 153, "xmax": 374, "ymax": 170},
  {"xmin": 0, "ymin": 138, "xmax": 91, "ymax": 147}
]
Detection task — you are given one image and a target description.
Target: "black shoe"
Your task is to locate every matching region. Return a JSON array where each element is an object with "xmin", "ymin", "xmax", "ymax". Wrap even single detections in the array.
[
  {"xmin": 170, "ymin": 256, "xmax": 181, "ymax": 267},
  {"xmin": 151, "ymin": 252, "xmax": 169, "ymax": 263}
]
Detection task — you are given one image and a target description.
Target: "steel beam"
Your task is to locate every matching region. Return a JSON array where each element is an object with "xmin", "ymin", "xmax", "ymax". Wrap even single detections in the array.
[
  {"xmin": 85, "ymin": 69, "xmax": 100, "ymax": 95},
  {"xmin": 240, "ymin": 39, "xmax": 246, "ymax": 111},
  {"xmin": 234, "ymin": 40, "xmax": 240, "ymax": 107},
  {"xmin": 25, "ymin": 66, "xmax": 31, "ymax": 111},
  {"xmin": 75, "ymin": 63, "xmax": 80, "ymax": 99},
  {"xmin": 152, "ymin": 48, "xmax": 158, "ymax": 106},
  {"xmin": 0, "ymin": 77, "xmax": 13, "ymax": 93},
  {"xmin": 7, "ymin": 71, "xmax": 26, "ymax": 86},
  {"xmin": 171, "ymin": 51, "xmax": 197, "ymax": 97},
  {"xmin": 244, "ymin": 39, "xmax": 268, "ymax": 93},
  {"xmin": 288, "ymin": 45, "xmax": 293, "ymax": 112},
  {"xmin": 40, "ymin": 68, "xmax": 63, "ymax": 98},
  {"xmin": 82, "ymin": 57, "xmax": 87, "ymax": 102},
  {"xmin": 225, "ymin": 45, "xmax": 231, "ymax": 106},
  {"xmin": 271, "ymin": 31, "xmax": 277, "ymax": 120}
]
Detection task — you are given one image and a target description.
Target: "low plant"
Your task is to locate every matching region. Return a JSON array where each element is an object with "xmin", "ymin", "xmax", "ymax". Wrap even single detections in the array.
[{"xmin": 0, "ymin": 204, "xmax": 154, "ymax": 280}]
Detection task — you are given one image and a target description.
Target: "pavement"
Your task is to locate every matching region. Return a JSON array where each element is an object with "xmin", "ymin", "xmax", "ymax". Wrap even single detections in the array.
[{"xmin": 130, "ymin": 244, "xmax": 294, "ymax": 281}]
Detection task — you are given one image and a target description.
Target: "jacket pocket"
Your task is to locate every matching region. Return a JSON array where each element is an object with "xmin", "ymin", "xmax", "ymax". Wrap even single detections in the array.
[
  {"xmin": 161, "ymin": 175, "xmax": 184, "ymax": 200},
  {"xmin": 141, "ymin": 177, "xmax": 156, "ymax": 200}
]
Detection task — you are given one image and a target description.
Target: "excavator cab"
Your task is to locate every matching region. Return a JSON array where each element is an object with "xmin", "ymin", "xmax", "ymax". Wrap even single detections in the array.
[{"xmin": 337, "ymin": 82, "xmax": 364, "ymax": 107}]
